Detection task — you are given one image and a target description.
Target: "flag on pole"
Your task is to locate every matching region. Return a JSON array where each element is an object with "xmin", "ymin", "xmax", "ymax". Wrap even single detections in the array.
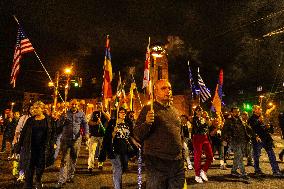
[
  {"xmin": 142, "ymin": 37, "xmax": 151, "ymax": 89},
  {"xmin": 211, "ymin": 69, "xmax": 223, "ymax": 113},
  {"xmin": 187, "ymin": 61, "xmax": 197, "ymax": 98},
  {"xmin": 10, "ymin": 26, "xmax": 34, "ymax": 88},
  {"xmin": 102, "ymin": 35, "xmax": 113, "ymax": 101},
  {"xmin": 197, "ymin": 68, "xmax": 211, "ymax": 102},
  {"xmin": 114, "ymin": 72, "xmax": 128, "ymax": 109}
]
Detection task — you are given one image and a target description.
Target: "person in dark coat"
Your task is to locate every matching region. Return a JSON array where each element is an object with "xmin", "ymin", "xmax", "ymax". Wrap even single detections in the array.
[
  {"xmin": 1, "ymin": 111, "xmax": 18, "ymax": 157},
  {"xmin": 104, "ymin": 107, "xmax": 140, "ymax": 189},
  {"xmin": 248, "ymin": 105, "xmax": 282, "ymax": 177},
  {"xmin": 17, "ymin": 101, "xmax": 56, "ymax": 189},
  {"xmin": 278, "ymin": 112, "xmax": 284, "ymax": 161},
  {"xmin": 134, "ymin": 79, "xmax": 185, "ymax": 189}
]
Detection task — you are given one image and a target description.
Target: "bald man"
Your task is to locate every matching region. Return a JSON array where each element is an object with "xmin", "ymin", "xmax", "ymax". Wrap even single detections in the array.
[{"xmin": 134, "ymin": 79, "xmax": 185, "ymax": 189}]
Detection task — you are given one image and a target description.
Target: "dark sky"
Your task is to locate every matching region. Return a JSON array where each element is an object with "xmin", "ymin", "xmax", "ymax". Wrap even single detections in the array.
[{"xmin": 1, "ymin": 0, "xmax": 284, "ymax": 106}]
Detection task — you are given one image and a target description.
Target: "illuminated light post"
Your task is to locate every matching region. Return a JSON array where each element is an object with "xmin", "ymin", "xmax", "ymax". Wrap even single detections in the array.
[
  {"xmin": 259, "ymin": 95, "xmax": 265, "ymax": 106},
  {"xmin": 64, "ymin": 66, "xmax": 73, "ymax": 104}
]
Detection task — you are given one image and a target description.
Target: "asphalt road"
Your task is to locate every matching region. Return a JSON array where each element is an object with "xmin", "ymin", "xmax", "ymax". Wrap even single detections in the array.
[{"xmin": 1, "ymin": 135, "xmax": 284, "ymax": 189}]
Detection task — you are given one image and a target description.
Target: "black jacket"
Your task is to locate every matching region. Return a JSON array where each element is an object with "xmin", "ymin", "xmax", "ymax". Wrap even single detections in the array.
[
  {"xmin": 16, "ymin": 115, "xmax": 56, "ymax": 169},
  {"xmin": 222, "ymin": 116, "xmax": 252, "ymax": 144},
  {"xmin": 248, "ymin": 114, "xmax": 274, "ymax": 147}
]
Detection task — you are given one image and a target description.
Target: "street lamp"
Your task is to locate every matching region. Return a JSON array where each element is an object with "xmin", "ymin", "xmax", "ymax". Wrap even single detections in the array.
[{"xmin": 63, "ymin": 66, "xmax": 73, "ymax": 104}]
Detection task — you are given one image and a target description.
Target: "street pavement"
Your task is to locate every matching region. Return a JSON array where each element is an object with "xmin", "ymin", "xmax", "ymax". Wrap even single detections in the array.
[{"xmin": 1, "ymin": 135, "xmax": 284, "ymax": 189}]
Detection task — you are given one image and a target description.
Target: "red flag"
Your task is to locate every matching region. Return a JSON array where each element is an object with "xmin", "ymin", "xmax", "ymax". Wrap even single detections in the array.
[
  {"xmin": 10, "ymin": 26, "xmax": 34, "ymax": 88},
  {"xmin": 142, "ymin": 37, "xmax": 151, "ymax": 89},
  {"xmin": 211, "ymin": 69, "xmax": 223, "ymax": 114},
  {"xmin": 102, "ymin": 35, "xmax": 113, "ymax": 100}
]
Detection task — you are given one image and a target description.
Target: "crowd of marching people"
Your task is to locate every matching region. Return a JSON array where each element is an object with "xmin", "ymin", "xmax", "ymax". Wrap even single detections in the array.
[{"xmin": 1, "ymin": 80, "xmax": 284, "ymax": 189}]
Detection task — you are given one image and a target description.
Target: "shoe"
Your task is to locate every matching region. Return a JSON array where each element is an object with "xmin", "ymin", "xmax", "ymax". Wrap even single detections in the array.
[
  {"xmin": 220, "ymin": 164, "xmax": 227, "ymax": 170},
  {"xmin": 195, "ymin": 176, "xmax": 203, "ymax": 183},
  {"xmin": 67, "ymin": 177, "xmax": 74, "ymax": 183},
  {"xmin": 200, "ymin": 170, "xmax": 208, "ymax": 181},
  {"xmin": 187, "ymin": 164, "xmax": 193, "ymax": 170},
  {"xmin": 272, "ymin": 172, "xmax": 283, "ymax": 178},
  {"xmin": 54, "ymin": 182, "xmax": 65, "ymax": 188},
  {"xmin": 279, "ymin": 154, "xmax": 283, "ymax": 162},
  {"xmin": 17, "ymin": 174, "xmax": 25, "ymax": 183},
  {"xmin": 35, "ymin": 182, "xmax": 43, "ymax": 189},
  {"xmin": 247, "ymin": 161, "xmax": 253, "ymax": 166},
  {"xmin": 231, "ymin": 170, "xmax": 241, "ymax": 177},
  {"xmin": 241, "ymin": 174, "xmax": 250, "ymax": 180},
  {"xmin": 255, "ymin": 171, "xmax": 265, "ymax": 177},
  {"xmin": 88, "ymin": 168, "xmax": 93, "ymax": 173},
  {"xmin": 98, "ymin": 162, "xmax": 103, "ymax": 170}
]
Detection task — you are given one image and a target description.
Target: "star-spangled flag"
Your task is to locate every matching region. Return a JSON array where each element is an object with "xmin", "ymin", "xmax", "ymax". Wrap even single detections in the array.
[
  {"xmin": 142, "ymin": 37, "xmax": 151, "ymax": 89},
  {"xmin": 10, "ymin": 26, "xmax": 34, "ymax": 88},
  {"xmin": 197, "ymin": 68, "xmax": 211, "ymax": 102}
]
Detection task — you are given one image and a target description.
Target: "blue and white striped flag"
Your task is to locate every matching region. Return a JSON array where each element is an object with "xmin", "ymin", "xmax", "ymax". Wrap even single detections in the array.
[{"xmin": 197, "ymin": 68, "xmax": 211, "ymax": 102}]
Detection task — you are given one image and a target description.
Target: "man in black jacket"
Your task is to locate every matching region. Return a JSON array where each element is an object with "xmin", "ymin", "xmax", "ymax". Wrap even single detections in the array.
[
  {"xmin": 222, "ymin": 107, "xmax": 251, "ymax": 180},
  {"xmin": 248, "ymin": 105, "xmax": 282, "ymax": 177}
]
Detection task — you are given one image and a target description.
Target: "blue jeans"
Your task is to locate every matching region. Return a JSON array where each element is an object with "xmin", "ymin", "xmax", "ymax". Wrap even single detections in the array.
[
  {"xmin": 58, "ymin": 136, "xmax": 82, "ymax": 183},
  {"xmin": 110, "ymin": 154, "xmax": 128, "ymax": 189},
  {"xmin": 252, "ymin": 141, "xmax": 280, "ymax": 173}
]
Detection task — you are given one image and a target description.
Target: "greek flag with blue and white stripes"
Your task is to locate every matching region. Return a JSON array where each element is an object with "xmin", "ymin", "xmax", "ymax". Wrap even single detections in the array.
[{"xmin": 197, "ymin": 69, "xmax": 211, "ymax": 102}]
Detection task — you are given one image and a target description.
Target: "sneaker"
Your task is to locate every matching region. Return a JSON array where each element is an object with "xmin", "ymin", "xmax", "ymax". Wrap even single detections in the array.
[
  {"xmin": 231, "ymin": 170, "xmax": 241, "ymax": 177},
  {"xmin": 272, "ymin": 172, "xmax": 283, "ymax": 178},
  {"xmin": 187, "ymin": 164, "xmax": 193, "ymax": 170},
  {"xmin": 200, "ymin": 170, "xmax": 208, "ymax": 181},
  {"xmin": 195, "ymin": 176, "xmax": 203, "ymax": 184}
]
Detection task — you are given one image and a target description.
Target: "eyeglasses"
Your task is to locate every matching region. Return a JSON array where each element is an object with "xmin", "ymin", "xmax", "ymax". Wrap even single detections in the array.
[{"xmin": 119, "ymin": 111, "xmax": 126, "ymax": 114}]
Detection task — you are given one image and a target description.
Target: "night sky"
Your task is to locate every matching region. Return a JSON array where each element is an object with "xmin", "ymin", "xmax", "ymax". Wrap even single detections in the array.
[{"xmin": 1, "ymin": 0, "xmax": 284, "ymax": 108}]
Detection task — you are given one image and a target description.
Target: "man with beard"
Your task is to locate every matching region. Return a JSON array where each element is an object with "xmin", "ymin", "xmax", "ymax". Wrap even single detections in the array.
[{"xmin": 56, "ymin": 99, "xmax": 89, "ymax": 188}]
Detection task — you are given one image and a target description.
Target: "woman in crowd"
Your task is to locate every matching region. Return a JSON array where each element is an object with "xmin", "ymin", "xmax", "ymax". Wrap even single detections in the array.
[
  {"xmin": 192, "ymin": 106, "xmax": 213, "ymax": 184},
  {"xmin": 104, "ymin": 107, "xmax": 140, "ymax": 189},
  {"xmin": 16, "ymin": 101, "xmax": 56, "ymax": 189}
]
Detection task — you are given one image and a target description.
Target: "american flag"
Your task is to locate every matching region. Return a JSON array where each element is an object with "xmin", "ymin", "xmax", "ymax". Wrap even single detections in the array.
[
  {"xmin": 10, "ymin": 26, "xmax": 34, "ymax": 87},
  {"xmin": 197, "ymin": 68, "xmax": 211, "ymax": 102},
  {"xmin": 142, "ymin": 37, "xmax": 151, "ymax": 89}
]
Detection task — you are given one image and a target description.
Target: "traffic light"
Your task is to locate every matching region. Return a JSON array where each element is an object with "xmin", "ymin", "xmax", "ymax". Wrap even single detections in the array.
[
  {"xmin": 71, "ymin": 77, "xmax": 82, "ymax": 87},
  {"xmin": 243, "ymin": 103, "xmax": 252, "ymax": 111}
]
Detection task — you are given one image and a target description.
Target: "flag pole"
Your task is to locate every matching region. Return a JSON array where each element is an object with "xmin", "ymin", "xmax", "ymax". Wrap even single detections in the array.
[
  {"xmin": 197, "ymin": 67, "xmax": 201, "ymax": 106},
  {"xmin": 12, "ymin": 15, "xmax": 64, "ymax": 102}
]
